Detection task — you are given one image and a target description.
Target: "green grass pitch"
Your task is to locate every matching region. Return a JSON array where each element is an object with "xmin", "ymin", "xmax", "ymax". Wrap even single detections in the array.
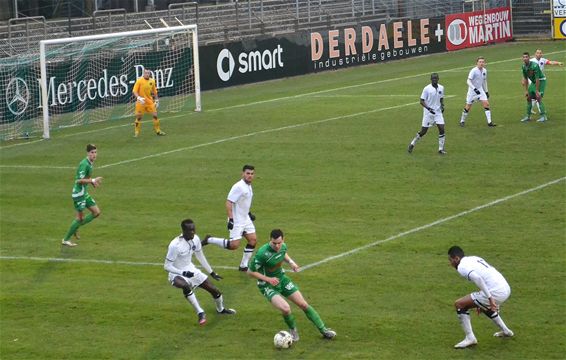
[{"xmin": 1, "ymin": 40, "xmax": 565, "ymax": 359}]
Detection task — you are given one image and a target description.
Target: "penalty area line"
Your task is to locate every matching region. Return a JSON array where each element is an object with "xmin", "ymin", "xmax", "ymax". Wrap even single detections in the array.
[{"xmin": 300, "ymin": 176, "xmax": 566, "ymax": 271}]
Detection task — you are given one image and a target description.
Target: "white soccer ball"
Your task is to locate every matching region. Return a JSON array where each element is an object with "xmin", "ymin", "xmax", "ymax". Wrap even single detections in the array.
[{"xmin": 273, "ymin": 330, "xmax": 293, "ymax": 349}]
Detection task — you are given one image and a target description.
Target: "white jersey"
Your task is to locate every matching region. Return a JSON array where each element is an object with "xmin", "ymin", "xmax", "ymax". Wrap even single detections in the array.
[
  {"xmin": 421, "ymin": 83, "xmax": 445, "ymax": 114},
  {"xmin": 530, "ymin": 57, "xmax": 548, "ymax": 79},
  {"xmin": 164, "ymin": 234, "xmax": 212, "ymax": 275},
  {"xmin": 457, "ymin": 256, "xmax": 509, "ymax": 293},
  {"xmin": 467, "ymin": 66, "xmax": 487, "ymax": 91},
  {"xmin": 227, "ymin": 179, "xmax": 253, "ymax": 225}
]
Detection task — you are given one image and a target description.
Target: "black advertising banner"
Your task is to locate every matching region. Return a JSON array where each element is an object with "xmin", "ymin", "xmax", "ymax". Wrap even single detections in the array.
[
  {"xmin": 309, "ymin": 17, "xmax": 446, "ymax": 71},
  {"xmin": 199, "ymin": 34, "xmax": 310, "ymax": 90}
]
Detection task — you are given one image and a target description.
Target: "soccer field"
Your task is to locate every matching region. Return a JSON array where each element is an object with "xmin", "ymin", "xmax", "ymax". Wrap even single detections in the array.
[{"xmin": 1, "ymin": 40, "xmax": 565, "ymax": 359}]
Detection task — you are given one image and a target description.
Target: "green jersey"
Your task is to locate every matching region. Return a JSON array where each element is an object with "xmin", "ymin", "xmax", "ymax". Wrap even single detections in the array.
[
  {"xmin": 250, "ymin": 242, "xmax": 288, "ymax": 282},
  {"xmin": 522, "ymin": 61, "xmax": 543, "ymax": 83},
  {"xmin": 72, "ymin": 157, "xmax": 93, "ymax": 199}
]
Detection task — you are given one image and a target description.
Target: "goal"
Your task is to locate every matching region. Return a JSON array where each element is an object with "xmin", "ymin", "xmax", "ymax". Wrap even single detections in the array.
[{"xmin": 0, "ymin": 24, "xmax": 201, "ymax": 140}]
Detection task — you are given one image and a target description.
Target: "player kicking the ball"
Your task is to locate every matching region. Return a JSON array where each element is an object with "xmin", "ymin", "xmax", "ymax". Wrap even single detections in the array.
[
  {"xmin": 407, "ymin": 73, "xmax": 447, "ymax": 155},
  {"xmin": 448, "ymin": 246, "xmax": 514, "ymax": 349},
  {"xmin": 164, "ymin": 219, "xmax": 236, "ymax": 325}
]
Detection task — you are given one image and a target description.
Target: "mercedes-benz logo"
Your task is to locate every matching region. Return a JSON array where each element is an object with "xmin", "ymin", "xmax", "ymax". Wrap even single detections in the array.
[{"xmin": 6, "ymin": 77, "xmax": 29, "ymax": 116}]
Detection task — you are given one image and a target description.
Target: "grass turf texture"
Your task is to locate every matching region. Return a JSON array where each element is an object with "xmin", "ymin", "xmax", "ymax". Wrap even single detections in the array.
[{"xmin": 1, "ymin": 40, "xmax": 565, "ymax": 359}]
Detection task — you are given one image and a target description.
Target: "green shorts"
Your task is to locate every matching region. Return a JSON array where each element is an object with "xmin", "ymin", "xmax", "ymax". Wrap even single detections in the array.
[
  {"xmin": 258, "ymin": 275, "xmax": 299, "ymax": 301},
  {"xmin": 528, "ymin": 79, "xmax": 546, "ymax": 98},
  {"xmin": 73, "ymin": 193, "xmax": 96, "ymax": 212}
]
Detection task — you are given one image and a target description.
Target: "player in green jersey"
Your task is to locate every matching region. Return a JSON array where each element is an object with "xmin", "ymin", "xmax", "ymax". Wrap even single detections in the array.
[
  {"xmin": 248, "ymin": 229, "xmax": 336, "ymax": 342},
  {"xmin": 520, "ymin": 52, "xmax": 547, "ymax": 123},
  {"xmin": 61, "ymin": 144, "xmax": 103, "ymax": 246}
]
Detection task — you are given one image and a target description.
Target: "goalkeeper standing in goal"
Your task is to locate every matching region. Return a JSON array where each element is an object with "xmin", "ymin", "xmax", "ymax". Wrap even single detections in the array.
[
  {"xmin": 133, "ymin": 69, "xmax": 165, "ymax": 137},
  {"xmin": 61, "ymin": 144, "xmax": 103, "ymax": 247}
]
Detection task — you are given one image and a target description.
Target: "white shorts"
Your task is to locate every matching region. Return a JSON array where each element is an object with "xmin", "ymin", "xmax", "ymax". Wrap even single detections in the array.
[
  {"xmin": 471, "ymin": 285, "xmax": 511, "ymax": 309},
  {"xmin": 466, "ymin": 88, "xmax": 488, "ymax": 104},
  {"xmin": 422, "ymin": 112, "xmax": 445, "ymax": 128},
  {"xmin": 229, "ymin": 219, "xmax": 256, "ymax": 240},
  {"xmin": 168, "ymin": 268, "xmax": 207, "ymax": 289}
]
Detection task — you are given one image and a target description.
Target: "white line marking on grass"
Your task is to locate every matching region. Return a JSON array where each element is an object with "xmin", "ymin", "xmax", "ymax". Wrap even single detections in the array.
[
  {"xmin": 2, "ymin": 177, "xmax": 563, "ymax": 270},
  {"xmin": 0, "ymin": 165, "xmax": 75, "ymax": 169},
  {"xmin": 300, "ymin": 176, "xmax": 566, "ymax": 271},
  {"xmin": 0, "ymin": 255, "xmax": 237, "ymax": 270},
  {"xmin": 2, "ymin": 50, "xmax": 564, "ymax": 150}
]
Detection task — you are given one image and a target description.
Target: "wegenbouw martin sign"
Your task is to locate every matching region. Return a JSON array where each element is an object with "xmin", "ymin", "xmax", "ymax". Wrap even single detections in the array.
[{"xmin": 0, "ymin": 48, "xmax": 192, "ymax": 124}]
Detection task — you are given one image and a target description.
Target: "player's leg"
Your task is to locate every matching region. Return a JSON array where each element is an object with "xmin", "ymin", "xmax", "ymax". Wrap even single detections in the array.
[
  {"xmin": 476, "ymin": 289, "xmax": 514, "ymax": 337},
  {"xmin": 453, "ymin": 294, "xmax": 478, "ymax": 348},
  {"xmin": 460, "ymin": 93, "xmax": 474, "ymax": 126},
  {"xmin": 480, "ymin": 99, "xmax": 495, "ymax": 127},
  {"xmin": 239, "ymin": 230, "xmax": 257, "ymax": 271},
  {"xmin": 134, "ymin": 103, "xmax": 143, "ymax": 137},
  {"xmin": 80, "ymin": 195, "xmax": 101, "ymax": 226},
  {"xmin": 62, "ymin": 199, "xmax": 86, "ymax": 246},
  {"xmin": 267, "ymin": 288, "xmax": 298, "ymax": 340},
  {"xmin": 437, "ymin": 123, "xmax": 446, "ymax": 154},
  {"xmin": 408, "ymin": 123, "xmax": 429, "ymax": 153},
  {"xmin": 536, "ymin": 80, "xmax": 547, "ymax": 122},
  {"xmin": 151, "ymin": 105, "xmax": 165, "ymax": 135},
  {"xmin": 287, "ymin": 290, "xmax": 336, "ymax": 339},
  {"xmin": 198, "ymin": 279, "xmax": 236, "ymax": 315},
  {"xmin": 202, "ymin": 234, "xmax": 232, "ymax": 249},
  {"xmin": 172, "ymin": 275, "xmax": 206, "ymax": 325}
]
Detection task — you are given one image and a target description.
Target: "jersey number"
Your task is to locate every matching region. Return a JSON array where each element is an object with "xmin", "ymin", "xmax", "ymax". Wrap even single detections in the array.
[{"xmin": 476, "ymin": 259, "xmax": 490, "ymax": 268}]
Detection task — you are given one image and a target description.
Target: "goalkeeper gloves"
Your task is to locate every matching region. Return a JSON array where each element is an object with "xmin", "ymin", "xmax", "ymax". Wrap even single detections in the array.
[
  {"xmin": 155, "ymin": 99, "xmax": 159, "ymax": 108},
  {"xmin": 210, "ymin": 272, "xmax": 222, "ymax": 281},
  {"xmin": 227, "ymin": 218, "xmax": 234, "ymax": 230},
  {"xmin": 486, "ymin": 92, "xmax": 489, "ymax": 99},
  {"xmin": 248, "ymin": 212, "xmax": 256, "ymax": 221},
  {"xmin": 182, "ymin": 270, "xmax": 194, "ymax": 278},
  {"xmin": 473, "ymin": 88, "xmax": 481, "ymax": 95},
  {"xmin": 136, "ymin": 96, "xmax": 145, "ymax": 105}
]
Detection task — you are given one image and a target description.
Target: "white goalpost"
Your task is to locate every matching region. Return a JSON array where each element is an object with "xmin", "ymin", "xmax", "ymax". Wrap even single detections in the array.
[{"xmin": 35, "ymin": 24, "xmax": 201, "ymax": 139}]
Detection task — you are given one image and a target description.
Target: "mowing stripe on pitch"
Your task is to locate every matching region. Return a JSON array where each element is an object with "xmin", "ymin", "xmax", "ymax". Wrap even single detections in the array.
[
  {"xmin": 2, "ymin": 176, "xmax": 563, "ymax": 270},
  {"xmin": 1, "ymin": 49, "xmax": 563, "ymax": 151}
]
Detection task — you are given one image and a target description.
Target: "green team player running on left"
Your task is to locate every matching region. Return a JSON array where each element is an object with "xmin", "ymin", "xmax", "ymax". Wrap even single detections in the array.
[
  {"xmin": 520, "ymin": 52, "xmax": 547, "ymax": 123},
  {"xmin": 247, "ymin": 229, "xmax": 336, "ymax": 342},
  {"xmin": 61, "ymin": 144, "xmax": 103, "ymax": 247}
]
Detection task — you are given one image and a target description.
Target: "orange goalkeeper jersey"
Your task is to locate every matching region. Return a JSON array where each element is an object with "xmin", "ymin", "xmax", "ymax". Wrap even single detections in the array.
[{"xmin": 133, "ymin": 77, "xmax": 158, "ymax": 104}]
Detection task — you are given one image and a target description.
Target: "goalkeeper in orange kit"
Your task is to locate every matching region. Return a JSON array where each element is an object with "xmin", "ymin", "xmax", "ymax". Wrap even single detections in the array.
[{"xmin": 132, "ymin": 69, "xmax": 165, "ymax": 137}]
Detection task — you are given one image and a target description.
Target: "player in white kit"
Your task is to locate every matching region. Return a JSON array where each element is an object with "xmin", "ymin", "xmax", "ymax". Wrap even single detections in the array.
[
  {"xmin": 164, "ymin": 219, "xmax": 236, "ymax": 326},
  {"xmin": 459, "ymin": 57, "xmax": 496, "ymax": 127},
  {"xmin": 202, "ymin": 165, "xmax": 257, "ymax": 271},
  {"xmin": 529, "ymin": 49, "xmax": 563, "ymax": 115},
  {"xmin": 408, "ymin": 73, "xmax": 446, "ymax": 155},
  {"xmin": 448, "ymin": 246, "xmax": 514, "ymax": 349}
]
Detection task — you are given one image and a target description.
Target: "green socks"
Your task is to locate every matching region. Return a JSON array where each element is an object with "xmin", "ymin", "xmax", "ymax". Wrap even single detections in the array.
[
  {"xmin": 304, "ymin": 305, "xmax": 326, "ymax": 332},
  {"xmin": 63, "ymin": 214, "xmax": 96, "ymax": 241},
  {"xmin": 283, "ymin": 314, "xmax": 296, "ymax": 329}
]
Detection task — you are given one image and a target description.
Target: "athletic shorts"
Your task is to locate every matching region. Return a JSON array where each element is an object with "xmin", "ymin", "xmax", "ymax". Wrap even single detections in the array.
[
  {"xmin": 168, "ymin": 268, "xmax": 207, "ymax": 289},
  {"xmin": 421, "ymin": 112, "xmax": 445, "ymax": 128},
  {"xmin": 471, "ymin": 284, "xmax": 511, "ymax": 310},
  {"xmin": 258, "ymin": 275, "xmax": 299, "ymax": 302},
  {"xmin": 528, "ymin": 80, "xmax": 546, "ymax": 98},
  {"xmin": 135, "ymin": 102, "xmax": 157, "ymax": 115},
  {"xmin": 73, "ymin": 193, "xmax": 96, "ymax": 212},
  {"xmin": 466, "ymin": 88, "xmax": 488, "ymax": 104},
  {"xmin": 229, "ymin": 219, "xmax": 256, "ymax": 240}
]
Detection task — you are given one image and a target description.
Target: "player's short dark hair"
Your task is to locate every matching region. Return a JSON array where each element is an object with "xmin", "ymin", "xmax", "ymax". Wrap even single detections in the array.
[
  {"xmin": 181, "ymin": 218, "xmax": 195, "ymax": 231},
  {"xmin": 86, "ymin": 144, "xmax": 97, "ymax": 152},
  {"xmin": 243, "ymin": 164, "xmax": 255, "ymax": 172},
  {"xmin": 431, "ymin": 73, "xmax": 439, "ymax": 79},
  {"xmin": 523, "ymin": 52, "xmax": 530, "ymax": 56},
  {"xmin": 448, "ymin": 246, "xmax": 465, "ymax": 258},
  {"xmin": 270, "ymin": 229, "xmax": 284, "ymax": 240}
]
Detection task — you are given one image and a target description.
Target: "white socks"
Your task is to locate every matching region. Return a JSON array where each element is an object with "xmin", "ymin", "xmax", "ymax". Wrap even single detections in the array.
[
  {"xmin": 186, "ymin": 292, "xmax": 204, "ymax": 314},
  {"xmin": 458, "ymin": 311, "xmax": 476, "ymax": 339},
  {"xmin": 207, "ymin": 236, "xmax": 229, "ymax": 249}
]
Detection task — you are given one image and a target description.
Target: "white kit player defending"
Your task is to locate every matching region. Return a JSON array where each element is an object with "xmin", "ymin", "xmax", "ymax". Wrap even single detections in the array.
[
  {"xmin": 408, "ymin": 73, "xmax": 447, "ymax": 155},
  {"xmin": 202, "ymin": 165, "xmax": 258, "ymax": 271},
  {"xmin": 529, "ymin": 49, "xmax": 563, "ymax": 115},
  {"xmin": 165, "ymin": 219, "xmax": 236, "ymax": 326},
  {"xmin": 448, "ymin": 246, "xmax": 514, "ymax": 349},
  {"xmin": 459, "ymin": 57, "xmax": 496, "ymax": 127}
]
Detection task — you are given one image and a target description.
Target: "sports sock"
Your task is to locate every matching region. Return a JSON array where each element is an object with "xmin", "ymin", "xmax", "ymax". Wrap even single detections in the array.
[
  {"xmin": 538, "ymin": 101, "xmax": 546, "ymax": 115},
  {"xmin": 283, "ymin": 314, "xmax": 296, "ymax": 329},
  {"xmin": 490, "ymin": 313, "xmax": 511, "ymax": 333},
  {"xmin": 134, "ymin": 119, "xmax": 141, "ymax": 136},
  {"xmin": 240, "ymin": 244, "xmax": 255, "ymax": 268},
  {"xmin": 185, "ymin": 292, "xmax": 204, "ymax": 314},
  {"xmin": 81, "ymin": 213, "xmax": 96, "ymax": 226},
  {"xmin": 534, "ymin": 99, "xmax": 541, "ymax": 112},
  {"xmin": 207, "ymin": 237, "xmax": 230, "ymax": 249},
  {"xmin": 457, "ymin": 309, "xmax": 475, "ymax": 339},
  {"xmin": 213, "ymin": 294, "xmax": 224, "ymax": 312},
  {"xmin": 460, "ymin": 109, "xmax": 469, "ymax": 123},
  {"xmin": 438, "ymin": 134, "xmax": 445, "ymax": 151},
  {"xmin": 410, "ymin": 133, "xmax": 421, "ymax": 146},
  {"xmin": 484, "ymin": 108, "xmax": 492, "ymax": 124},
  {"xmin": 63, "ymin": 219, "xmax": 81, "ymax": 241},
  {"xmin": 153, "ymin": 117, "xmax": 161, "ymax": 133},
  {"xmin": 304, "ymin": 305, "xmax": 326, "ymax": 332},
  {"xmin": 526, "ymin": 102, "xmax": 532, "ymax": 117}
]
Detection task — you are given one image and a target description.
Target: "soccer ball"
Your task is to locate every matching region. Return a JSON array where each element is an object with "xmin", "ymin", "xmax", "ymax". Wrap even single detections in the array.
[{"xmin": 273, "ymin": 330, "xmax": 293, "ymax": 349}]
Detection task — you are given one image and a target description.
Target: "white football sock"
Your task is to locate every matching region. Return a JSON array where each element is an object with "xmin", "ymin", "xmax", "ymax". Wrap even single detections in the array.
[
  {"xmin": 240, "ymin": 248, "xmax": 254, "ymax": 268},
  {"xmin": 213, "ymin": 294, "xmax": 225, "ymax": 312},
  {"xmin": 186, "ymin": 292, "xmax": 204, "ymax": 314},
  {"xmin": 490, "ymin": 313, "xmax": 511, "ymax": 333},
  {"xmin": 207, "ymin": 237, "xmax": 229, "ymax": 249},
  {"xmin": 485, "ymin": 109, "xmax": 492, "ymax": 123},
  {"xmin": 458, "ymin": 312, "xmax": 475, "ymax": 339},
  {"xmin": 410, "ymin": 133, "xmax": 421, "ymax": 146},
  {"xmin": 438, "ymin": 134, "xmax": 445, "ymax": 150},
  {"xmin": 460, "ymin": 110, "xmax": 469, "ymax": 123}
]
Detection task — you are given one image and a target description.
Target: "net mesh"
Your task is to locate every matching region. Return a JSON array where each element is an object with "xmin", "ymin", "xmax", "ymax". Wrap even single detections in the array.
[{"xmin": 0, "ymin": 28, "xmax": 197, "ymax": 141}]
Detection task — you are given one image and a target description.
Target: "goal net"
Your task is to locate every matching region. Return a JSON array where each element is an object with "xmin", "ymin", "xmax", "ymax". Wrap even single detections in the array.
[{"xmin": 0, "ymin": 24, "xmax": 200, "ymax": 140}]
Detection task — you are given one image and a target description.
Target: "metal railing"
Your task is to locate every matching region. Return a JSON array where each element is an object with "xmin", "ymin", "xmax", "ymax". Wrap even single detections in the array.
[
  {"xmin": 168, "ymin": 2, "xmax": 199, "ymax": 25},
  {"xmin": 92, "ymin": 9, "xmax": 127, "ymax": 32},
  {"xmin": 8, "ymin": 16, "xmax": 46, "ymax": 55}
]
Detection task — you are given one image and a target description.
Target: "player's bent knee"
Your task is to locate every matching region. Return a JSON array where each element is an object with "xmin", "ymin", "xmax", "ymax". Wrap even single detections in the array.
[{"xmin": 182, "ymin": 287, "xmax": 193, "ymax": 297}]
